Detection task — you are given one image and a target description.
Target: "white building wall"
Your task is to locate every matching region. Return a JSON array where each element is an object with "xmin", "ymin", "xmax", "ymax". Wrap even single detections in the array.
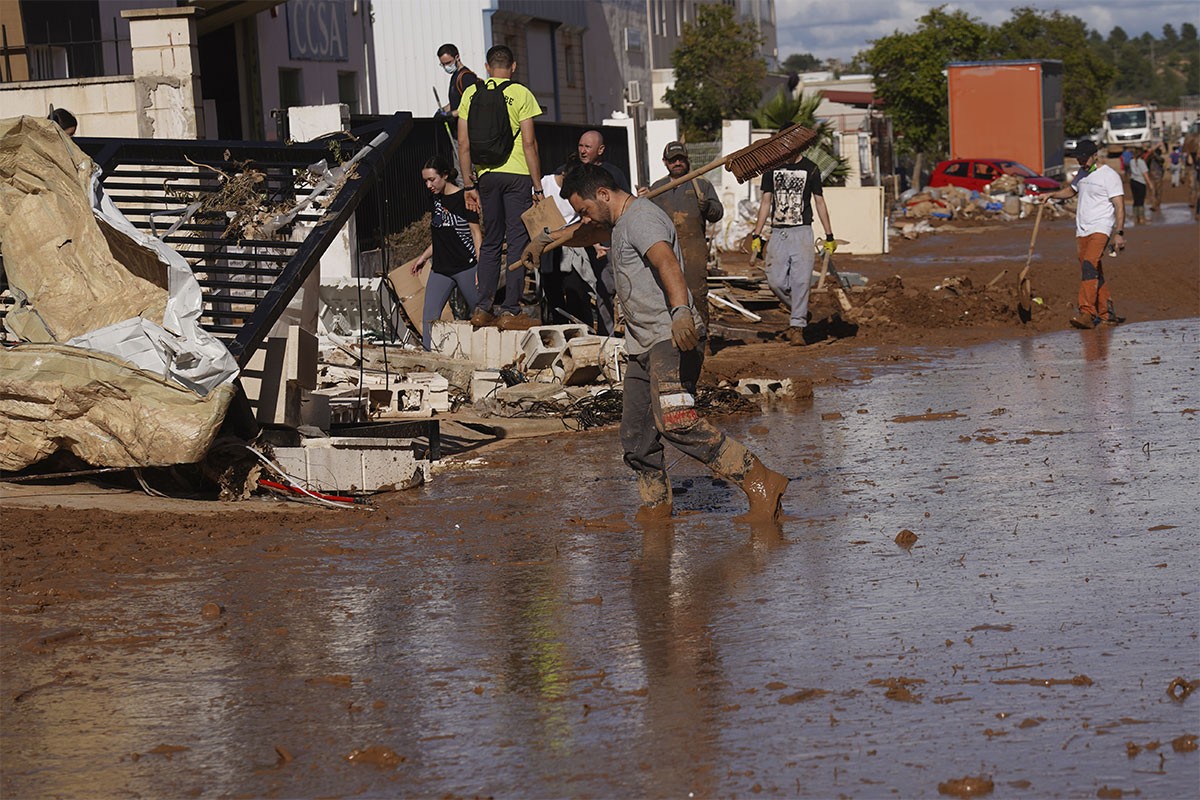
[
  {"xmin": 371, "ymin": 0, "xmax": 494, "ymax": 116},
  {"xmin": 254, "ymin": 1, "xmax": 370, "ymax": 139}
]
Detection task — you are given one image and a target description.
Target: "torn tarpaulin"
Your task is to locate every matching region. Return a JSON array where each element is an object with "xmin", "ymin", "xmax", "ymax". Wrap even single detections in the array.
[{"xmin": 0, "ymin": 115, "xmax": 238, "ymax": 395}]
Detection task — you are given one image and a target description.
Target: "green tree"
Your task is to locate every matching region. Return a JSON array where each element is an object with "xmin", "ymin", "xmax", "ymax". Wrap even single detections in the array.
[
  {"xmin": 664, "ymin": 4, "xmax": 767, "ymax": 141},
  {"xmin": 857, "ymin": 6, "xmax": 992, "ymax": 159},
  {"xmin": 1182, "ymin": 22, "xmax": 1197, "ymax": 42},
  {"xmin": 782, "ymin": 52, "xmax": 823, "ymax": 73},
  {"xmin": 751, "ymin": 89, "xmax": 849, "ymax": 184},
  {"xmin": 993, "ymin": 8, "xmax": 1115, "ymax": 135}
]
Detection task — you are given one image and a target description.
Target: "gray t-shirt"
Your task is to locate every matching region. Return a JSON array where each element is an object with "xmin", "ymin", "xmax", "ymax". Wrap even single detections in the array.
[{"xmin": 610, "ymin": 198, "xmax": 697, "ymax": 354}]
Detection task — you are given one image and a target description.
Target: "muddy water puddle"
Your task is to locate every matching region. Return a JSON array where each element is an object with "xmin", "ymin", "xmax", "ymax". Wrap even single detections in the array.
[{"xmin": 3, "ymin": 321, "xmax": 1197, "ymax": 798}]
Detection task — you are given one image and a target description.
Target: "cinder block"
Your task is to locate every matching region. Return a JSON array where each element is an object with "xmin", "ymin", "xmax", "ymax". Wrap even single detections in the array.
[
  {"xmin": 736, "ymin": 377, "xmax": 794, "ymax": 399},
  {"xmin": 429, "ymin": 320, "xmax": 471, "ymax": 360},
  {"xmin": 519, "ymin": 327, "xmax": 568, "ymax": 370},
  {"xmin": 406, "ymin": 372, "xmax": 450, "ymax": 412},
  {"xmin": 498, "ymin": 329, "xmax": 523, "ymax": 367},
  {"xmin": 561, "ymin": 335, "xmax": 607, "ymax": 386},
  {"xmin": 300, "ymin": 388, "xmax": 331, "ymax": 430},
  {"xmin": 471, "ymin": 369, "xmax": 504, "ymax": 402},
  {"xmin": 271, "ymin": 437, "xmax": 426, "ymax": 493}
]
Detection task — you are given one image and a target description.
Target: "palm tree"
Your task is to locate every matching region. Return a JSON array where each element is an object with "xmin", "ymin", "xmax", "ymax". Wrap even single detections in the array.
[{"xmin": 752, "ymin": 88, "xmax": 849, "ymax": 184}]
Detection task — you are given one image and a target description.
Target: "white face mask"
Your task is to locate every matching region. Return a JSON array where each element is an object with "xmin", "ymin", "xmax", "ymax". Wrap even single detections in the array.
[{"xmin": 443, "ymin": 63, "xmax": 457, "ymax": 74}]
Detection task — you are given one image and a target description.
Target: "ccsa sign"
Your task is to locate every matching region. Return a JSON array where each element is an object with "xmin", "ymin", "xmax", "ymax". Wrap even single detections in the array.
[{"xmin": 286, "ymin": 0, "xmax": 349, "ymax": 62}]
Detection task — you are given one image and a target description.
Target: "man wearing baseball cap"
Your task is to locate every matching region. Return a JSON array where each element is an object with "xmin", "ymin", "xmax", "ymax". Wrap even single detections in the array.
[
  {"xmin": 1046, "ymin": 139, "xmax": 1126, "ymax": 329},
  {"xmin": 645, "ymin": 141, "xmax": 724, "ymax": 333}
]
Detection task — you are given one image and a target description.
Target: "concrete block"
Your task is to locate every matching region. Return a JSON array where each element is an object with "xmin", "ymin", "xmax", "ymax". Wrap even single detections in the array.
[
  {"xmin": 271, "ymin": 437, "xmax": 426, "ymax": 493},
  {"xmin": 561, "ymin": 335, "xmax": 607, "ymax": 386},
  {"xmin": 406, "ymin": 372, "xmax": 450, "ymax": 412},
  {"xmin": 429, "ymin": 320, "xmax": 471, "ymax": 360},
  {"xmin": 498, "ymin": 329, "xmax": 523, "ymax": 367},
  {"xmin": 519, "ymin": 327, "xmax": 567, "ymax": 370},
  {"xmin": 471, "ymin": 369, "xmax": 504, "ymax": 402},
  {"xmin": 736, "ymin": 377, "xmax": 794, "ymax": 400},
  {"xmin": 300, "ymin": 389, "xmax": 331, "ymax": 430}
]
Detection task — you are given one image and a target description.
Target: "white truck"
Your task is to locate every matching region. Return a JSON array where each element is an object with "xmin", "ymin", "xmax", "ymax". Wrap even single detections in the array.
[{"xmin": 1102, "ymin": 104, "xmax": 1158, "ymax": 154}]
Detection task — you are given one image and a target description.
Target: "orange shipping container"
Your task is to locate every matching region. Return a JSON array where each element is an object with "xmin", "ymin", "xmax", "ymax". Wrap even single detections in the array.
[{"xmin": 947, "ymin": 60, "xmax": 1064, "ymax": 177}]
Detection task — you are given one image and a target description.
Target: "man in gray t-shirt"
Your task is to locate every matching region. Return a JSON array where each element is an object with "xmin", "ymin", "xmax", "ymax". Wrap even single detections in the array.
[{"xmin": 556, "ymin": 164, "xmax": 788, "ymax": 523}]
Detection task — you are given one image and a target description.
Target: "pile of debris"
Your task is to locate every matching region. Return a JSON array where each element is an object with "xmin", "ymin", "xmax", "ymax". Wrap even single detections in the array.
[{"xmin": 893, "ymin": 183, "xmax": 1072, "ymax": 240}]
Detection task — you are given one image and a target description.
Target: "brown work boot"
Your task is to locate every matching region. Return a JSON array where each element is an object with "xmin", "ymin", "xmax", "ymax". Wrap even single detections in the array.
[
  {"xmin": 496, "ymin": 312, "xmax": 539, "ymax": 331},
  {"xmin": 784, "ymin": 326, "xmax": 806, "ymax": 346},
  {"xmin": 732, "ymin": 456, "xmax": 789, "ymax": 523},
  {"xmin": 1069, "ymin": 314, "xmax": 1097, "ymax": 330},
  {"xmin": 470, "ymin": 308, "xmax": 497, "ymax": 328},
  {"xmin": 635, "ymin": 471, "xmax": 672, "ymax": 524}
]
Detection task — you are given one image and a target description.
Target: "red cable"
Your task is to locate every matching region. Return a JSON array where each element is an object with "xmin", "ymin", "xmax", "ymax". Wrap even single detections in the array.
[{"xmin": 257, "ymin": 478, "xmax": 358, "ymax": 504}]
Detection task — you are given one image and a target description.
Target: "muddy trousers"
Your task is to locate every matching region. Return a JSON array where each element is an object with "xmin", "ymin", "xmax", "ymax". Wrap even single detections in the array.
[
  {"xmin": 422, "ymin": 267, "xmax": 481, "ymax": 350},
  {"xmin": 764, "ymin": 225, "xmax": 815, "ymax": 328},
  {"xmin": 1130, "ymin": 180, "xmax": 1147, "ymax": 223},
  {"xmin": 621, "ymin": 339, "xmax": 753, "ymax": 507},
  {"xmin": 477, "ymin": 171, "xmax": 533, "ymax": 315},
  {"xmin": 1076, "ymin": 233, "xmax": 1112, "ymax": 321}
]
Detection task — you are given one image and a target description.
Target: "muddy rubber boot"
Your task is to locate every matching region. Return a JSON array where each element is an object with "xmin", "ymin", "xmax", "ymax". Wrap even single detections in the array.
[
  {"xmin": 635, "ymin": 471, "xmax": 672, "ymax": 522},
  {"xmin": 733, "ymin": 456, "xmax": 789, "ymax": 523},
  {"xmin": 712, "ymin": 440, "xmax": 788, "ymax": 522}
]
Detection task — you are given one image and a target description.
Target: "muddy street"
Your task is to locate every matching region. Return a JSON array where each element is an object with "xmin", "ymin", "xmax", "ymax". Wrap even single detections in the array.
[{"xmin": 3, "ymin": 319, "xmax": 1197, "ymax": 798}]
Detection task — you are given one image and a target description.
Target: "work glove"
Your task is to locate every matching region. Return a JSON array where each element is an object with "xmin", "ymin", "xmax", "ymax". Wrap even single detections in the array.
[
  {"xmin": 750, "ymin": 234, "xmax": 764, "ymax": 258},
  {"xmin": 823, "ymin": 235, "xmax": 838, "ymax": 254},
  {"xmin": 518, "ymin": 229, "xmax": 556, "ymax": 270},
  {"xmin": 670, "ymin": 306, "xmax": 699, "ymax": 352}
]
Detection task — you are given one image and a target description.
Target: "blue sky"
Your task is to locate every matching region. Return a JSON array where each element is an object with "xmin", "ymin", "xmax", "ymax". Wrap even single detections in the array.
[{"xmin": 775, "ymin": 0, "xmax": 1200, "ymax": 62}]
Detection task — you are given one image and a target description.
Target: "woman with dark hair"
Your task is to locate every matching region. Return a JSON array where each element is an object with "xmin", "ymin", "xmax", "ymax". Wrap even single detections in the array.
[
  {"xmin": 48, "ymin": 107, "xmax": 77, "ymax": 136},
  {"xmin": 411, "ymin": 153, "xmax": 481, "ymax": 350}
]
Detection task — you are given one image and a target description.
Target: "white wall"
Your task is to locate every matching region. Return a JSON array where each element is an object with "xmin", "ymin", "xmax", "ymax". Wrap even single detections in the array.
[
  {"xmin": 254, "ymin": 0, "xmax": 371, "ymax": 139},
  {"xmin": 371, "ymin": 0, "xmax": 493, "ymax": 116},
  {"xmin": 0, "ymin": 76, "xmax": 139, "ymax": 137}
]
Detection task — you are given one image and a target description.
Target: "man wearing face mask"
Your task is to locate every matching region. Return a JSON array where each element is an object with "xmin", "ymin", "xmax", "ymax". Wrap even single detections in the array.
[{"xmin": 436, "ymin": 43, "xmax": 480, "ymax": 120}]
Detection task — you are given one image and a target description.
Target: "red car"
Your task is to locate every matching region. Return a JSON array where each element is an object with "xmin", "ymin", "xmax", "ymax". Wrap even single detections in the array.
[{"xmin": 928, "ymin": 158, "xmax": 1061, "ymax": 195}]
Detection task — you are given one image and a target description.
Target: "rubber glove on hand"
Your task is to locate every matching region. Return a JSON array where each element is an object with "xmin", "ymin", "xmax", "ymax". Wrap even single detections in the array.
[
  {"xmin": 823, "ymin": 237, "xmax": 838, "ymax": 254},
  {"xmin": 670, "ymin": 306, "xmax": 699, "ymax": 352},
  {"xmin": 518, "ymin": 229, "xmax": 556, "ymax": 270},
  {"xmin": 750, "ymin": 234, "xmax": 764, "ymax": 258}
]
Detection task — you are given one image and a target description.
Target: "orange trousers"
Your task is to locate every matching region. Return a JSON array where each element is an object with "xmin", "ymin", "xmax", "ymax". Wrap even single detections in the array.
[{"xmin": 1075, "ymin": 233, "xmax": 1112, "ymax": 320}]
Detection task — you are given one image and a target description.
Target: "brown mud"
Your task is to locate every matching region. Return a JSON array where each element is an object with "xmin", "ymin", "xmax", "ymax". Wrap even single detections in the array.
[{"xmin": 1, "ymin": 189, "xmax": 1197, "ymax": 799}]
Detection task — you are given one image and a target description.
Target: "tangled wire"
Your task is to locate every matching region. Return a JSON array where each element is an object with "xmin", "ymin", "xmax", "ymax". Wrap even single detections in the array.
[{"xmin": 512, "ymin": 385, "xmax": 759, "ymax": 431}]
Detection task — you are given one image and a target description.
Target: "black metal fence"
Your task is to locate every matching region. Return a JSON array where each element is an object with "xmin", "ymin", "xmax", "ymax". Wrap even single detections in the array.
[{"xmin": 349, "ymin": 116, "xmax": 630, "ymax": 254}]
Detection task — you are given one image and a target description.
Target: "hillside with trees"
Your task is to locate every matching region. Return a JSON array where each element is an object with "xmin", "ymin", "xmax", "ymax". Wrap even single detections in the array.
[{"xmin": 838, "ymin": 6, "xmax": 1199, "ymax": 161}]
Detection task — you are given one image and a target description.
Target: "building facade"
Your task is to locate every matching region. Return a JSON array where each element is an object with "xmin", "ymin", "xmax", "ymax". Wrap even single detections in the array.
[{"xmin": 0, "ymin": 0, "xmax": 371, "ymax": 140}]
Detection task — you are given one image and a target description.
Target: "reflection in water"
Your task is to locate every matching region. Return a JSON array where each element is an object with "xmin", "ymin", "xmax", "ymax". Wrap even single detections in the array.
[{"xmin": 630, "ymin": 521, "xmax": 785, "ymax": 796}]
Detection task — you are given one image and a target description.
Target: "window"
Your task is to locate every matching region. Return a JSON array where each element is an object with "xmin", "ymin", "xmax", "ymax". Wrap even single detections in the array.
[
  {"xmin": 972, "ymin": 162, "xmax": 997, "ymax": 180},
  {"xmin": 944, "ymin": 161, "xmax": 968, "ymax": 177},
  {"xmin": 338, "ymin": 71, "xmax": 358, "ymax": 114},
  {"xmin": 565, "ymin": 45, "xmax": 577, "ymax": 87},
  {"xmin": 278, "ymin": 68, "xmax": 303, "ymax": 109}
]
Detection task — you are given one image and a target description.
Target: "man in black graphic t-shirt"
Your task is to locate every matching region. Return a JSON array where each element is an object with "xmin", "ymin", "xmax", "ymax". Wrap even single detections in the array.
[{"xmin": 751, "ymin": 156, "xmax": 836, "ymax": 346}]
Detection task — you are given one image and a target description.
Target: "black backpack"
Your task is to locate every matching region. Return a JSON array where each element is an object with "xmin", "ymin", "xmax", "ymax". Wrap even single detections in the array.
[{"xmin": 468, "ymin": 79, "xmax": 515, "ymax": 167}]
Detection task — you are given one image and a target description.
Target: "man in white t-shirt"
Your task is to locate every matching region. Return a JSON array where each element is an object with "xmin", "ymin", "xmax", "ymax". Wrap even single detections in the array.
[{"xmin": 1047, "ymin": 140, "xmax": 1127, "ymax": 329}]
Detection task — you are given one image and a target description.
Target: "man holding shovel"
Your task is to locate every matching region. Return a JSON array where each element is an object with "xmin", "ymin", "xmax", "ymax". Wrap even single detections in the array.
[
  {"xmin": 1046, "ymin": 140, "xmax": 1126, "ymax": 329},
  {"xmin": 558, "ymin": 163, "xmax": 789, "ymax": 523}
]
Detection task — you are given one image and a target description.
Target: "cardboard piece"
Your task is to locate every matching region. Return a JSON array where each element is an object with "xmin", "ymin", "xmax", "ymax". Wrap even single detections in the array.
[
  {"xmin": 520, "ymin": 198, "xmax": 567, "ymax": 241},
  {"xmin": 387, "ymin": 257, "xmax": 453, "ymax": 336}
]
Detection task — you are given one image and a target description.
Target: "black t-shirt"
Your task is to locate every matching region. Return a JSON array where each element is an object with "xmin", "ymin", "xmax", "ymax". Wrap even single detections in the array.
[
  {"xmin": 430, "ymin": 190, "xmax": 478, "ymax": 275},
  {"xmin": 448, "ymin": 67, "xmax": 480, "ymax": 112},
  {"xmin": 760, "ymin": 157, "xmax": 823, "ymax": 227}
]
